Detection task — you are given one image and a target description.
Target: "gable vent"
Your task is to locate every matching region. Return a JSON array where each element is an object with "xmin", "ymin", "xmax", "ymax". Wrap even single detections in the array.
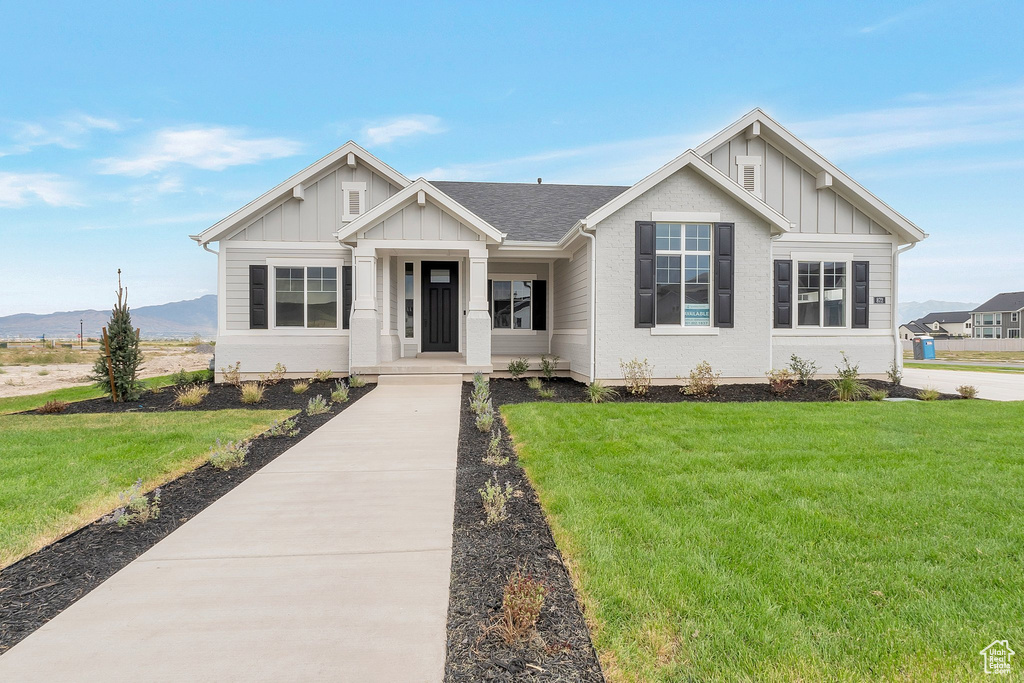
[
  {"xmin": 341, "ymin": 182, "xmax": 366, "ymax": 221},
  {"xmin": 735, "ymin": 155, "xmax": 762, "ymax": 196},
  {"xmin": 348, "ymin": 190, "xmax": 361, "ymax": 216},
  {"xmin": 742, "ymin": 165, "xmax": 756, "ymax": 192}
]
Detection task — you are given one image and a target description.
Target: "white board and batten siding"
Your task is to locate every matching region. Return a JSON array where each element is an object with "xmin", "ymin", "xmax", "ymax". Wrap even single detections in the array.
[
  {"xmin": 551, "ymin": 240, "xmax": 591, "ymax": 378},
  {"xmin": 704, "ymin": 133, "xmax": 890, "ymax": 236},
  {"xmin": 360, "ymin": 200, "xmax": 485, "ymax": 242}
]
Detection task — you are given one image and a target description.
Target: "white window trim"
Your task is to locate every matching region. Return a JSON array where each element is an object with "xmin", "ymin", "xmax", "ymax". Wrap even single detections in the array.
[
  {"xmin": 399, "ymin": 256, "xmax": 466, "ymax": 355},
  {"xmin": 490, "ymin": 273, "xmax": 538, "ymax": 333},
  {"xmin": 796, "ymin": 260, "xmax": 851, "ymax": 329},
  {"xmin": 654, "ymin": 223, "xmax": 714, "ymax": 330},
  {"xmin": 735, "ymin": 155, "xmax": 762, "ymax": 195},
  {"xmin": 267, "ymin": 258, "xmax": 344, "ymax": 332},
  {"xmin": 341, "ymin": 182, "xmax": 367, "ymax": 222},
  {"xmin": 1012, "ymin": 311, "xmax": 1019, "ymax": 323}
]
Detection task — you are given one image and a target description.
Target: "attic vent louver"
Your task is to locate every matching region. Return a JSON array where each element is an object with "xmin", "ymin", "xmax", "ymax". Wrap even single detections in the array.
[
  {"xmin": 735, "ymin": 155, "xmax": 762, "ymax": 196},
  {"xmin": 341, "ymin": 182, "xmax": 366, "ymax": 221}
]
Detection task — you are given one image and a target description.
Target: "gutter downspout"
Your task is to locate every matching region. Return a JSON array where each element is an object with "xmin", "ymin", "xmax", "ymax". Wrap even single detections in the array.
[
  {"xmin": 580, "ymin": 222, "xmax": 597, "ymax": 383},
  {"xmin": 893, "ymin": 241, "xmax": 916, "ymax": 370},
  {"xmin": 201, "ymin": 243, "xmax": 219, "ymax": 256}
]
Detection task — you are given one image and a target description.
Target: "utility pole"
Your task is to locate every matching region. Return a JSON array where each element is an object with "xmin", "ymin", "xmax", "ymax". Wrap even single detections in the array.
[{"xmin": 80, "ymin": 318, "xmax": 84, "ymax": 349}]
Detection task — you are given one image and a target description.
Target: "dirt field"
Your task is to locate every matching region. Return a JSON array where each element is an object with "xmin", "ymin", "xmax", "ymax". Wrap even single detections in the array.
[{"xmin": 0, "ymin": 345, "xmax": 212, "ymax": 398}]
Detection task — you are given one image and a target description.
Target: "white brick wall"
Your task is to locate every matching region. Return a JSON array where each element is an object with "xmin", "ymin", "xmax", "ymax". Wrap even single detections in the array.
[
  {"xmin": 593, "ymin": 166, "xmax": 773, "ymax": 380},
  {"xmin": 215, "ymin": 334, "xmax": 349, "ymax": 379}
]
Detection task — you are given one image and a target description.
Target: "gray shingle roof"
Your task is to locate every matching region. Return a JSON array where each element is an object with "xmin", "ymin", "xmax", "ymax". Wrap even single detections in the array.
[
  {"xmin": 901, "ymin": 321, "xmax": 930, "ymax": 334},
  {"xmin": 973, "ymin": 292, "xmax": 1024, "ymax": 313},
  {"xmin": 431, "ymin": 181, "xmax": 628, "ymax": 242},
  {"xmin": 918, "ymin": 311, "xmax": 971, "ymax": 325}
]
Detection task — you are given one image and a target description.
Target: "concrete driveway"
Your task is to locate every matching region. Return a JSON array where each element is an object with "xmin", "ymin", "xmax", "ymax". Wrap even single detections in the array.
[
  {"xmin": 0, "ymin": 375, "xmax": 462, "ymax": 682},
  {"xmin": 903, "ymin": 367, "xmax": 1024, "ymax": 401}
]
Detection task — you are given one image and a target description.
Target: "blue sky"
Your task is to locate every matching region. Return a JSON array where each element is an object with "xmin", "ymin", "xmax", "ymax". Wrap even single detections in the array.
[{"xmin": 1, "ymin": 1, "xmax": 1022, "ymax": 316}]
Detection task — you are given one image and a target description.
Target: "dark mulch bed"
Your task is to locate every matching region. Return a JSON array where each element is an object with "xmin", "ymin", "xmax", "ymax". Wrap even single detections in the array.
[
  {"xmin": 0, "ymin": 380, "xmax": 373, "ymax": 655},
  {"xmin": 487, "ymin": 376, "xmax": 959, "ymax": 404},
  {"xmin": 445, "ymin": 383, "xmax": 604, "ymax": 682}
]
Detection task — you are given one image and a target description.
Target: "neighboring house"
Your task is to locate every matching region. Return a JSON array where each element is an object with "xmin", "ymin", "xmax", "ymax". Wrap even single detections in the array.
[
  {"xmin": 971, "ymin": 292, "xmax": 1024, "ymax": 338},
  {"xmin": 190, "ymin": 109, "xmax": 926, "ymax": 383},
  {"xmin": 899, "ymin": 311, "xmax": 972, "ymax": 340}
]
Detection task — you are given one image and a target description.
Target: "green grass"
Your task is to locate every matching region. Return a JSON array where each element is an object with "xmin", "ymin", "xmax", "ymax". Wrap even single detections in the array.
[
  {"xmin": 904, "ymin": 362, "xmax": 1024, "ymax": 374},
  {"xmin": 0, "ymin": 409, "xmax": 291, "ymax": 567},
  {"xmin": 503, "ymin": 401, "xmax": 1024, "ymax": 682},
  {"xmin": 905, "ymin": 350, "xmax": 1024, "ymax": 363},
  {"xmin": 0, "ymin": 372, "xmax": 211, "ymax": 415}
]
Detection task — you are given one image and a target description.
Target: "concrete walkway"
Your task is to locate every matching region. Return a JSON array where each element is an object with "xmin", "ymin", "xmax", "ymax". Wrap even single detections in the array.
[
  {"xmin": 0, "ymin": 375, "xmax": 462, "ymax": 682},
  {"xmin": 903, "ymin": 367, "xmax": 1024, "ymax": 401}
]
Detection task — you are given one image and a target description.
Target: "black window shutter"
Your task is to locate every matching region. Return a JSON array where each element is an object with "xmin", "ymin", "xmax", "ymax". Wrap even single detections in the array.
[
  {"xmin": 635, "ymin": 221, "xmax": 655, "ymax": 327},
  {"xmin": 249, "ymin": 265, "xmax": 268, "ymax": 329},
  {"xmin": 532, "ymin": 280, "xmax": 547, "ymax": 330},
  {"xmin": 773, "ymin": 259, "xmax": 793, "ymax": 328},
  {"xmin": 342, "ymin": 265, "xmax": 353, "ymax": 329},
  {"xmin": 714, "ymin": 223, "xmax": 735, "ymax": 328},
  {"xmin": 852, "ymin": 260, "xmax": 870, "ymax": 328}
]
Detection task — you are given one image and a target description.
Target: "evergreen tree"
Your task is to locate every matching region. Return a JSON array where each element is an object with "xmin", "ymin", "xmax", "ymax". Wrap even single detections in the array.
[{"xmin": 91, "ymin": 270, "xmax": 144, "ymax": 401}]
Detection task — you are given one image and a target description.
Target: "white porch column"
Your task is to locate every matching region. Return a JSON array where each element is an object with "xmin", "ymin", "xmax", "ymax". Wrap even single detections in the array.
[
  {"xmin": 378, "ymin": 255, "xmax": 399, "ymax": 363},
  {"xmin": 465, "ymin": 251, "xmax": 491, "ymax": 366},
  {"xmin": 350, "ymin": 249, "xmax": 379, "ymax": 369}
]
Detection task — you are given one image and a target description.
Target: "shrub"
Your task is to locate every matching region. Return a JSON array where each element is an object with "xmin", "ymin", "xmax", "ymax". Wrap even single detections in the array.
[
  {"xmin": 209, "ymin": 439, "xmax": 249, "ymax": 471},
  {"xmin": 348, "ymin": 374, "xmax": 366, "ymax": 388},
  {"xmin": 620, "ymin": 357, "xmax": 653, "ymax": 396},
  {"xmin": 683, "ymin": 361, "xmax": 720, "ymax": 396},
  {"xmin": 313, "ymin": 369, "xmax": 332, "ymax": 382},
  {"xmin": 507, "ymin": 357, "xmax": 529, "ymax": 379},
  {"xmin": 37, "ymin": 399, "xmax": 69, "ymax": 414},
  {"xmin": 331, "ymin": 381, "xmax": 350, "ymax": 403},
  {"xmin": 171, "ymin": 368, "xmax": 192, "ymax": 386},
  {"xmin": 479, "ymin": 473, "xmax": 515, "ymax": 524},
  {"xmin": 292, "ymin": 380, "xmax": 310, "ymax": 394},
  {"xmin": 239, "ymin": 381, "xmax": 265, "ymax": 404},
  {"xmin": 540, "ymin": 354, "xmax": 559, "ymax": 381},
  {"xmin": 221, "ymin": 361, "xmax": 242, "ymax": 387},
  {"xmin": 483, "ymin": 434, "xmax": 509, "ymax": 466},
  {"xmin": 469, "ymin": 378, "xmax": 491, "ymax": 415},
  {"xmin": 956, "ymin": 384, "xmax": 978, "ymax": 399},
  {"xmin": 586, "ymin": 380, "xmax": 617, "ymax": 404},
  {"xmin": 789, "ymin": 354, "xmax": 818, "ymax": 385},
  {"xmin": 306, "ymin": 394, "xmax": 330, "ymax": 415},
  {"xmin": 917, "ymin": 387, "xmax": 941, "ymax": 401},
  {"xmin": 868, "ymin": 388, "xmax": 888, "ymax": 401},
  {"xmin": 537, "ymin": 386, "xmax": 555, "ymax": 399},
  {"xmin": 173, "ymin": 384, "xmax": 210, "ymax": 407},
  {"xmin": 886, "ymin": 360, "xmax": 903, "ymax": 386},
  {"xmin": 496, "ymin": 565, "xmax": 548, "ymax": 644},
  {"xmin": 476, "ymin": 401, "xmax": 495, "ymax": 432},
  {"xmin": 266, "ymin": 417, "xmax": 299, "ymax": 437},
  {"xmin": 89, "ymin": 271, "xmax": 144, "ymax": 402},
  {"xmin": 830, "ymin": 376, "xmax": 868, "ymax": 401},
  {"xmin": 766, "ymin": 369, "xmax": 795, "ymax": 395},
  {"xmin": 526, "ymin": 377, "xmax": 543, "ymax": 391},
  {"xmin": 259, "ymin": 362, "xmax": 286, "ymax": 385},
  {"xmin": 103, "ymin": 479, "xmax": 161, "ymax": 527}
]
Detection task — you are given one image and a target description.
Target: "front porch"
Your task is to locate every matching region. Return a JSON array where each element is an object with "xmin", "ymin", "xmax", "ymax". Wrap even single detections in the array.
[{"xmin": 355, "ymin": 353, "xmax": 572, "ymax": 381}]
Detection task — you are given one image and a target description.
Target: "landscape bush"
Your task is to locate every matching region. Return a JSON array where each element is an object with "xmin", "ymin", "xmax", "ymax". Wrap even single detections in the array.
[
  {"xmin": 306, "ymin": 394, "xmax": 330, "ymax": 415},
  {"xmin": 586, "ymin": 380, "xmax": 617, "ymax": 404},
  {"xmin": 789, "ymin": 354, "xmax": 818, "ymax": 385},
  {"xmin": 208, "ymin": 439, "xmax": 249, "ymax": 471},
  {"xmin": 537, "ymin": 386, "xmax": 555, "ymax": 399},
  {"xmin": 259, "ymin": 362, "xmax": 286, "ymax": 385},
  {"xmin": 540, "ymin": 354, "xmax": 559, "ymax": 381},
  {"xmin": 868, "ymin": 388, "xmax": 888, "ymax": 401},
  {"xmin": 683, "ymin": 361, "xmax": 721, "ymax": 396},
  {"xmin": 313, "ymin": 369, "xmax": 332, "ymax": 382},
  {"xmin": 347, "ymin": 374, "xmax": 366, "ymax": 388},
  {"xmin": 37, "ymin": 399, "xmax": 69, "ymax": 414},
  {"xmin": 886, "ymin": 360, "xmax": 903, "ymax": 386},
  {"xmin": 956, "ymin": 384, "xmax": 978, "ymax": 399},
  {"xmin": 766, "ymin": 369, "xmax": 796, "ymax": 395},
  {"xmin": 483, "ymin": 433, "xmax": 509, "ymax": 466},
  {"xmin": 173, "ymin": 384, "xmax": 210, "ymax": 407},
  {"xmin": 266, "ymin": 417, "xmax": 300, "ymax": 437},
  {"xmin": 479, "ymin": 473, "xmax": 515, "ymax": 524},
  {"xmin": 89, "ymin": 271, "xmax": 144, "ymax": 402},
  {"xmin": 496, "ymin": 565, "xmax": 547, "ymax": 644},
  {"xmin": 620, "ymin": 357, "xmax": 653, "ymax": 396},
  {"xmin": 331, "ymin": 381, "xmax": 350, "ymax": 403},
  {"xmin": 239, "ymin": 381, "xmax": 265, "ymax": 404},
  {"xmin": 103, "ymin": 479, "xmax": 161, "ymax": 527},
  {"xmin": 507, "ymin": 357, "xmax": 529, "ymax": 379},
  {"xmin": 476, "ymin": 401, "xmax": 495, "ymax": 432},
  {"xmin": 221, "ymin": 361, "xmax": 242, "ymax": 387},
  {"xmin": 829, "ymin": 352, "xmax": 869, "ymax": 402},
  {"xmin": 526, "ymin": 377, "xmax": 543, "ymax": 391},
  {"xmin": 171, "ymin": 368, "xmax": 192, "ymax": 386},
  {"xmin": 917, "ymin": 386, "xmax": 941, "ymax": 401},
  {"xmin": 292, "ymin": 380, "xmax": 310, "ymax": 394}
]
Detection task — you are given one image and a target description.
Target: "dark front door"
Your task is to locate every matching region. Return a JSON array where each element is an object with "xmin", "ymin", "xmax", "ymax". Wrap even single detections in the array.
[{"xmin": 421, "ymin": 261, "xmax": 459, "ymax": 352}]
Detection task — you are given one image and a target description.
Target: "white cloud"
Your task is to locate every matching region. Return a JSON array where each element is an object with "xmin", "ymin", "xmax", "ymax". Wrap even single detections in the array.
[
  {"xmin": 792, "ymin": 83, "xmax": 1024, "ymax": 160},
  {"xmin": 98, "ymin": 127, "xmax": 303, "ymax": 176},
  {"xmin": 1, "ymin": 113, "xmax": 121, "ymax": 156},
  {"xmin": 0, "ymin": 173, "xmax": 79, "ymax": 208},
  {"xmin": 363, "ymin": 115, "xmax": 445, "ymax": 145}
]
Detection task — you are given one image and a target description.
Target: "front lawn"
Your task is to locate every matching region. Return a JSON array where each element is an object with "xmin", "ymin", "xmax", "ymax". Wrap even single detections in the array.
[
  {"xmin": 904, "ymin": 361, "xmax": 1024, "ymax": 374},
  {"xmin": 0, "ymin": 372, "xmax": 208, "ymax": 415},
  {"xmin": 504, "ymin": 401, "xmax": 1024, "ymax": 681},
  {"xmin": 0, "ymin": 409, "xmax": 291, "ymax": 567}
]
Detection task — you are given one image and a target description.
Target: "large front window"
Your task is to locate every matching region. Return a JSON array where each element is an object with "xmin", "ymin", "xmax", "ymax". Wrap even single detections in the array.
[
  {"xmin": 491, "ymin": 279, "xmax": 532, "ymax": 329},
  {"xmin": 655, "ymin": 223, "xmax": 711, "ymax": 326},
  {"xmin": 798, "ymin": 261, "xmax": 846, "ymax": 327},
  {"xmin": 275, "ymin": 266, "xmax": 338, "ymax": 328}
]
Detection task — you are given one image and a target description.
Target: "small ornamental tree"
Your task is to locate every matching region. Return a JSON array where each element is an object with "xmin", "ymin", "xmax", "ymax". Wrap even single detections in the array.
[{"xmin": 90, "ymin": 270, "xmax": 144, "ymax": 402}]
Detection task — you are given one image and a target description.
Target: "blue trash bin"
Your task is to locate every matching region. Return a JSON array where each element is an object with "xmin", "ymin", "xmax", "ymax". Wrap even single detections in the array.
[{"xmin": 921, "ymin": 336, "xmax": 935, "ymax": 360}]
